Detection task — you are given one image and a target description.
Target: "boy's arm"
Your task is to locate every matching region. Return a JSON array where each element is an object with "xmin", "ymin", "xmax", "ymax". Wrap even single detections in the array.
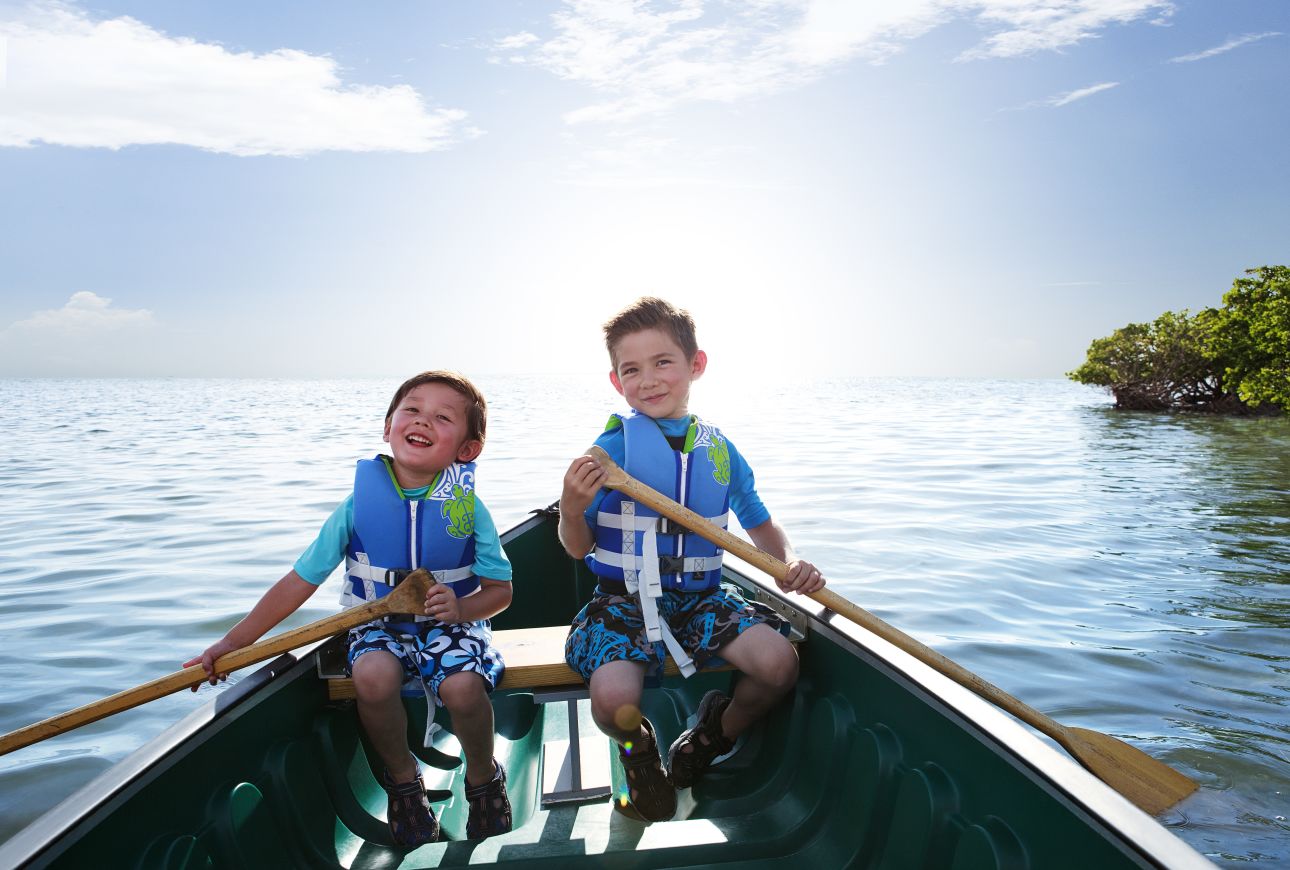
[
  {"xmin": 184, "ymin": 570, "xmax": 320, "ymax": 685},
  {"xmin": 745, "ymin": 518, "xmax": 826, "ymax": 595},
  {"xmin": 559, "ymin": 455, "xmax": 606, "ymax": 558}
]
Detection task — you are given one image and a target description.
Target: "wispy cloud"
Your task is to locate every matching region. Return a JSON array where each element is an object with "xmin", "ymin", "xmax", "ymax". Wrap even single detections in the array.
[
  {"xmin": 999, "ymin": 81, "xmax": 1120, "ymax": 113},
  {"xmin": 1169, "ymin": 31, "xmax": 1282, "ymax": 64},
  {"xmin": 8, "ymin": 292, "xmax": 155, "ymax": 335},
  {"xmin": 0, "ymin": 2, "xmax": 470, "ymax": 155},
  {"xmin": 1051, "ymin": 81, "xmax": 1120, "ymax": 107},
  {"xmin": 495, "ymin": 0, "xmax": 1174, "ymax": 123}
]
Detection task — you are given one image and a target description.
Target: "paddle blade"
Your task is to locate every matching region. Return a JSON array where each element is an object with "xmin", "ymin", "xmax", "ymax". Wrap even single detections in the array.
[{"xmin": 1060, "ymin": 726, "xmax": 1198, "ymax": 815}]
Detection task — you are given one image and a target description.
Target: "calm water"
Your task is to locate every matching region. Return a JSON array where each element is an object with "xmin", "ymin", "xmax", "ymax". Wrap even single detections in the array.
[{"xmin": 0, "ymin": 376, "xmax": 1287, "ymax": 864}]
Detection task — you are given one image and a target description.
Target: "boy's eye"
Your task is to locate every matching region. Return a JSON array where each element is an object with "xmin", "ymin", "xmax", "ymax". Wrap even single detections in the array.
[{"xmin": 437, "ymin": 414, "xmax": 451, "ymax": 422}]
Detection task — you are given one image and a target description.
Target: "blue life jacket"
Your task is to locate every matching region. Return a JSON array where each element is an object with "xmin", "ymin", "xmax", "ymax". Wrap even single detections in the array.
[
  {"xmin": 340, "ymin": 455, "xmax": 478, "ymax": 632},
  {"xmin": 587, "ymin": 413, "xmax": 731, "ymax": 591}
]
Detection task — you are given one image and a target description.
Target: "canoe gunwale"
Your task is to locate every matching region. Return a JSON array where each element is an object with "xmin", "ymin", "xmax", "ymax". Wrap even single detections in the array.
[
  {"xmin": 0, "ymin": 645, "xmax": 324, "ymax": 869},
  {"xmin": 719, "ymin": 550, "xmax": 1213, "ymax": 870}
]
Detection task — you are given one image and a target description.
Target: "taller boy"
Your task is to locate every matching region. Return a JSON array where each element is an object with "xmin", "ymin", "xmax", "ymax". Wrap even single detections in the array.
[{"xmin": 559, "ymin": 298, "xmax": 826, "ymax": 823}]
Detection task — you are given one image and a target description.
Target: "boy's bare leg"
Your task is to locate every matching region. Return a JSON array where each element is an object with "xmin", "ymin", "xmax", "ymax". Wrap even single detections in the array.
[
  {"xmin": 352, "ymin": 650, "xmax": 417, "ymax": 782},
  {"xmin": 439, "ymin": 672, "xmax": 497, "ymax": 787},
  {"xmin": 588, "ymin": 659, "xmax": 649, "ymax": 744},
  {"xmin": 712, "ymin": 624, "xmax": 799, "ymax": 738}
]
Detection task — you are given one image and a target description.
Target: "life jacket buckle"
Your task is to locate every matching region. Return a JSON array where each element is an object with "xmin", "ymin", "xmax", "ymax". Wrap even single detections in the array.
[
  {"xmin": 658, "ymin": 555, "xmax": 685, "ymax": 575},
  {"xmin": 656, "ymin": 517, "xmax": 678, "ymax": 535},
  {"xmin": 384, "ymin": 568, "xmax": 413, "ymax": 587}
]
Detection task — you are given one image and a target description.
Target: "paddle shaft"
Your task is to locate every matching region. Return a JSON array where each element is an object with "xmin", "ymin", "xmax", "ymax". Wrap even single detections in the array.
[
  {"xmin": 0, "ymin": 570, "xmax": 434, "ymax": 757},
  {"xmin": 586, "ymin": 446, "xmax": 1198, "ymax": 813}
]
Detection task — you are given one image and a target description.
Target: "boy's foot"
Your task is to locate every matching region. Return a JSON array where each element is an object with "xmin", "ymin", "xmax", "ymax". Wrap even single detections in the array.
[
  {"xmin": 465, "ymin": 758, "xmax": 513, "ymax": 839},
  {"xmin": 614, "ymin": 718, "xmax": 676, "ymax": 823},
  {"xmin": 382, "ymin": 766, "xmax": 440, "ymax": 847},
  {"xmin": 668, "ymin": 690, "xmax": 735, "ymax": 789}
]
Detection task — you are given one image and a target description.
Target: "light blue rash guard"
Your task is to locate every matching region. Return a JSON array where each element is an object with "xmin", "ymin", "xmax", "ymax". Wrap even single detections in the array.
[
  {"xmin": 294, "ymin": 488, "xmax": 512, "ymax": 586},
  {"xmin": 583, "ymin": 414, "xmax": 770, "ymax": 531}
]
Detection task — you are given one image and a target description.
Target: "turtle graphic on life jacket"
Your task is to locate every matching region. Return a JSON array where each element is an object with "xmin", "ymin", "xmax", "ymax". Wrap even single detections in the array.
[
  {"xmin": 709, "ymin": 436, "xmax": 731, "ymax": 486},
  {"xmin": 441, "ymin": 484, "xmax": 476, "ymax": 539}
]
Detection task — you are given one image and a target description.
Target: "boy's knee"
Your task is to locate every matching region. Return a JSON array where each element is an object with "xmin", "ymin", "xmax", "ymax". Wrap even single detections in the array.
[
  {"xmin": 351, "ymin": 651, "xmax": 404, "ymax": 700},
  {"xmin": 437, "ymin": 672, "xmax": 486, "ymax": 712},
  {"xmin": 589, "ymin": 689, "xmax": 642, "ymax": 734},
  {"xmin": 754, "ymin": 644, "xmax": 799, "ymax": 695}
]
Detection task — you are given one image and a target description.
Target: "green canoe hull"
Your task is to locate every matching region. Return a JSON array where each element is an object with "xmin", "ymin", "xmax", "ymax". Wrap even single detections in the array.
[{"xmin": 0, "ymin": 511, "xmax": 1208, "ymax": 869}]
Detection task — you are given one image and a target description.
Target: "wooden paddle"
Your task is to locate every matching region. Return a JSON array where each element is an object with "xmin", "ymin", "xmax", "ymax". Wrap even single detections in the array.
[
  {"xmin": 0, "ymin": 569, "xmax": 435, "ymax": 757},
  {"xmin": 586, "ymin": 446, "xmax": 1199, "ymax": 815}
]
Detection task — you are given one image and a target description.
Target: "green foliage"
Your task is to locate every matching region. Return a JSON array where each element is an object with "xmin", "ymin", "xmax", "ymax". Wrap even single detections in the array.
[
  {"xmin": 1212, "ymin": 266, "xmax": 1290, "ymax": 409},
  {"xmin": 1068, "ymin": 266, "xmax": 1288, "ymax": 414},
  {"xmin": 1067, "ymin": 309, "xmax": 1226, "ymax": 410}
]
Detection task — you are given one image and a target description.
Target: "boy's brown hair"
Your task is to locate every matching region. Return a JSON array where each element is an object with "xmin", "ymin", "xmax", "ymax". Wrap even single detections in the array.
[
  {"xmin": 384, "ymin": 370, "xmax": 488, "ymax": 446},
  {"xmin": 603, "ymin": 297, "xmax": 699, "ymax": 366}
]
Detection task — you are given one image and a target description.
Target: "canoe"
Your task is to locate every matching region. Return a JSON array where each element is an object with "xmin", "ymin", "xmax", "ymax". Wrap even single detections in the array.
[{"xmin": 0, "ymin": 508, "xmax": 1210, "ymax": 869}]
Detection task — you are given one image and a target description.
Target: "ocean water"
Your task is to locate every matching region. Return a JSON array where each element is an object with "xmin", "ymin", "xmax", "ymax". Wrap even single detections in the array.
[{"xmin": 0, "ymin": 376, "xmax": 1286, "ymax": 864}]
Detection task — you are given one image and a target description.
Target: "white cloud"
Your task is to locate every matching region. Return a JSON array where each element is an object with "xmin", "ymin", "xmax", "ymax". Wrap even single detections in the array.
[
  {"xmin": 0, "ymin": 2, "xmax": 469, "ymax": 155},
  {"xmin": 9, "ymin": 291, "xmax": 156, "ymax": 334},
  {"xmin": 496, "ymin": 0, "xmax": 1174, "ymax": 123},
  {"xmin": 1001, "ymin": 80, "xmax": 1120, "ymax": 113},
  {"xmin": 1168, "ymin": 31, "xmax": 1282, "ymax": 64},
  {"xmin": 495, "ymin": 31, "xmax": 541, "ymax": 51},
  {"xmin": 1051, "ymin": 81, "xmax": 1120, "ymax": 106}
]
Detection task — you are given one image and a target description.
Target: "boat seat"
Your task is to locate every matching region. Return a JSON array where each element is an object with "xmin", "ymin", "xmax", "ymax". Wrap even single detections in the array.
[{"xmin": 318, "ymin": 624, "xmax": 739, "ymax": 700}]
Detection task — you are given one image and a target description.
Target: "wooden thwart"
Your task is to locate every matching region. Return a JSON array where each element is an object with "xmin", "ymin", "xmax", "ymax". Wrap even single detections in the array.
[{"xmin": 325, "ymin": 624, "xmax": 741, "ymax": 701}]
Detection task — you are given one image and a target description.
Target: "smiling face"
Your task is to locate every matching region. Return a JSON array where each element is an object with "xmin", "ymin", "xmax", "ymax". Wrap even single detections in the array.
[
  {"xmin": 382, "ymin": 383, "xmax": 482, "ymax": 489},
  {"xmin": 609, "ymin": 327, "xmax": 707, "ymax": 420}
]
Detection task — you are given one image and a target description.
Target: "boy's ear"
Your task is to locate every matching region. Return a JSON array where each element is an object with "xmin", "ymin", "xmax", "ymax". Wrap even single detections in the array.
[
  {"xmin": 382, "ymin": 421, "xmax": 392, "ymax": 443},
  {"xmin": 690, "ymin": 349, "xmax": 708, "ymax": 379},
  {"xmin": 608, "ymin": 369, "xmax": 625, "ymax": 396},
  {"xmin": 457, "ymin": 439, "xmax": 483, "ymax": 463}
]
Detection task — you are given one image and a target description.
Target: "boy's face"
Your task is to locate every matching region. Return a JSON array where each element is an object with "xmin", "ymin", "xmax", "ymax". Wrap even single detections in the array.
[
  {"xmin": 383, "ymin": 383, "xmax": 482, "ymax": 488},
  {"xmin": 609, "ymin": 327, "xmax": 707, "ymax": 420}
]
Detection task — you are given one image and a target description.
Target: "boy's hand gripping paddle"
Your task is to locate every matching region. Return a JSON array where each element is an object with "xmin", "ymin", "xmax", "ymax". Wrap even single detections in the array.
[
  {"xmin": 586, "ymin": 446, "xmax": 1198, "ymax": 815},
  {"xmin": 0, "ymin": 570, "xmax": 435, "ymax": 757}
]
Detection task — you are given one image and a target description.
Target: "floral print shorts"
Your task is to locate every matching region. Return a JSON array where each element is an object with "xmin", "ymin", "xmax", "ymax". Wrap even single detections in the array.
[{"xmin": 347, "ymin": 619, "xmax": 504, "ymax": 702}]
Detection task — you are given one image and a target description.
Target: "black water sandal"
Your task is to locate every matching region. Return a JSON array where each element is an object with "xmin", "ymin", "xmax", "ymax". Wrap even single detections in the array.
[
  {"xmin": 382, "ymin": 766, "xmax": 440, "ymax": 847},
  {"xmin": 614, "ymin": 718, "xmax": 676, "ymax": 823},
  {"xmin": 465, "ymin": 758, "xmax": 513, "ymax": 839},
  {"xmin": 668, "ymin": 690, "xmax": 735, "ymax": 789}
]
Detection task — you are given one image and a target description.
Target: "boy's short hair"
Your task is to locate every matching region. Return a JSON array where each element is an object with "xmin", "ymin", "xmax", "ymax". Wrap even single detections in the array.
[
  {"xmin": 384, "ymin": 370, "xmax": 487, "ymax": 446},
  {"xmin": 603, "ymin": 297, "xmax": 699, "ymax": 366}
]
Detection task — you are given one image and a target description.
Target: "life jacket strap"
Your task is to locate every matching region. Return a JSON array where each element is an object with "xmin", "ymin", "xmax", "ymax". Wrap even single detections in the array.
[
  {"xmin": 346, "ymin": 559, "xmax": 473, "ymax": 586},
  {"xmin": 589, "ymin": 550, "xmax": 724, "ymax": 574},
  {"xmin": 622, "ymin": 502, "xmax": 696, "ymax": 678},
  {"xmin": 595, "ymin": 511, "xmax": 729, "ymax": 533}
]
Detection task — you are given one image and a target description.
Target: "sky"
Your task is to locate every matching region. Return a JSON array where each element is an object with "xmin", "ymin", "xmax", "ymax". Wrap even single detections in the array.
[{"xmin": 0, "ymin": 0, "xmax": 1286, "ymax": 379}]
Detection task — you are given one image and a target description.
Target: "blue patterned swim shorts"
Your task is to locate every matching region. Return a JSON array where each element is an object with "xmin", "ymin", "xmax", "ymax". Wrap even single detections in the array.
[
  {"xmin": 346, "ymin": 619, "xmax": 505, "ymax": 702},
  {"xmin": 564, "ymin": 581, "xmax": 787, "ymax": 681}
]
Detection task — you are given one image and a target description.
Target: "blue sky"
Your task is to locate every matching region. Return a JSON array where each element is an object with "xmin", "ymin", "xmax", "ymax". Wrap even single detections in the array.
[{"xmin": 1, "ymin": 0, "xmax": 1286, "ymax": 378}]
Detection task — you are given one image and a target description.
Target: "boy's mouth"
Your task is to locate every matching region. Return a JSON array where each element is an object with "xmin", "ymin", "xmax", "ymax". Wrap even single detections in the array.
[{"xmin": 406, "ymin": 433, "xmax": 433, "ymax": 447}]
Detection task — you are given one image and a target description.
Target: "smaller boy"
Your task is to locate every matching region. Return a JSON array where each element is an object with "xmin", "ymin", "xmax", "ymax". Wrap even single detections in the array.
[
  {"xmin": 559, "ymin": 298, "xmax": 825, "ymax": 823},
  {"xmin": 187, "ymin": 371, "xmax": 513, "ymax": 846}
]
